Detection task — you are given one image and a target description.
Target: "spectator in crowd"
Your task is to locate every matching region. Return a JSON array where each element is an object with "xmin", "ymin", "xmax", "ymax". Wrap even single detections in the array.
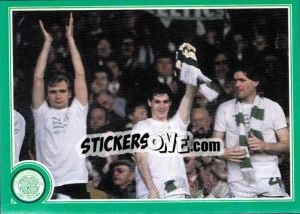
[
  {"xmin": 118, "ymin": 33, "xmax": 149, "ymax": 104},
  {"xmin": 210, "ymin": 51, "xmax": 235, "ymax": 108},
  {"xmin": 252, "ymin": 32, "xmax": 271, "ymax": 63},
  {"xmin": 184, "ymin": 156, "xmax": 200, "ymax": 198},
  {"xmin": 108, "ymin": 159, "xmax": 136, "ymax": 199},
  {"xmin": 119, "ymin": 33, "xmax": 140, "ymax": 73},
  {"xmin": 155, "ymin": 52, "xmax": 184, "ymax": 96},
  {"xmin": 95, "ymin": 91, "xmax": 125, "ymax": 131},
  {"xmin": 106, "ymin": 58, "xmax": 128, "ymax": 97},
  {"xmin": 48, "ymin": 59, "xmax": 67, "ymax": 74},
  {"xmin": 211, "ymin": 52, "xmax": 231, "ymax": 94},
  {"xmin": 258, "ymin": 52, "xmax": 289, "ymax": 115},
  {"xmin": 192, "ymin": 26, "xmax": 223, "ymax": 72},
  {"xmin": 86, "ymin": 37, "xmax": 114, "ymax": 73},
  {"xmin": 227, "ymin": 31, "xmax": 253, "ymax": 68},
  {"xmin": 124, "ymin": 102, "xmax": 148, "ymax": 130},
  {"xmin": 119, "ymin": 10, "xmax": 170, "ymax": 68},
  {"xmin": 96, "ymin": 37, "xmax": 114, "ymax": 66},
  {"xmin": 89, "ymin": 67, "xmax": 111, "ymax": 101},
  {"xmin": 197, "ymin": 157, "xmax": 229, "ymax": 198},
  {"xmin": 188, "ymin": 107, "xmax": 213, "ymax": 139},
  {"xmin": 79, "ymin": 11, "xmax": 105, "ymax": 48},
  {"xmin": 87, "ymin": 103, "xmax": 111, "ymax": 134},
  {"xmin": 89, "ymin": 134, "xmax": 119, "ymax": 196},
  {"xmin": 89, "ymin": 65, "xmax": 127, "ymax": 119},
  {"xmin": 149, "ymin": 52, "xmax": 185, "ymax": 114},
  {"xmin": 49, "ymin": 21, "xmax": 69, "ymax": 59}
]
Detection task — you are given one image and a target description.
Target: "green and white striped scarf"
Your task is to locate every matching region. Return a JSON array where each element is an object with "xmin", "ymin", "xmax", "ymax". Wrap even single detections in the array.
[{"xmin": 235, "ymin": 95, "xmax": 265, "ymax": 184}]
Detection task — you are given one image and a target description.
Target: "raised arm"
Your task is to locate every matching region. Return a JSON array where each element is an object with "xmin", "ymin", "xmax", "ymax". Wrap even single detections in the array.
[
  {"xmin": 176, "ymin": 43, "xmax": 213, "ymax": 124},
  {"xmin": 32, "ymin": 20, "xmax": 53, "ymax": 109},
  {"xmin": 177, "ymin": 84, "xmax": 198, "ymax": 124},
  {"xmin": 65, "ymin": 13, "xmax": 88, "ymax": 106}
]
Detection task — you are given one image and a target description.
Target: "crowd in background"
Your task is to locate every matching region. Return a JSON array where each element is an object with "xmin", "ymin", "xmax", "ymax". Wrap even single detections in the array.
[{"xmin": 13, "ymin": 9, "xmax": 290, "ymax": 199}]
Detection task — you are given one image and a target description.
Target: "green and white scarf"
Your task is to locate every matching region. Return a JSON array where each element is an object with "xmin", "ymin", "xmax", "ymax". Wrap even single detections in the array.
[{"xmin": 235, "ymin": 95, "xmax": 265, "ymax": 184}]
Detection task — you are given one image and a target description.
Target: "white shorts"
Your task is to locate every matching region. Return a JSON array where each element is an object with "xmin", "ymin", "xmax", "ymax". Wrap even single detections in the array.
[{"xmin": 229, "ymin": 177, "xmax": 286, "ymax": 198}]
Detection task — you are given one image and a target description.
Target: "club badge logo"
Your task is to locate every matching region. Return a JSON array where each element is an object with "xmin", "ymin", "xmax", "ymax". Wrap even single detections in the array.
[{"xmin": 12, "ymin": 169, "xmax": 45, "ymax": 202}]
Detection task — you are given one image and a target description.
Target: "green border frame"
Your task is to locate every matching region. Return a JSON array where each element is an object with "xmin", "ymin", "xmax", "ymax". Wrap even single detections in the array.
[{"xmin": 1, "ymin": 0, "xmax": 299, "ymax": 213}]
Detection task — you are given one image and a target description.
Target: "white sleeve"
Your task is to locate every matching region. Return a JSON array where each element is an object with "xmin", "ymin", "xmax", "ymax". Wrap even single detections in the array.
[
  {"xmin": 170, "ymin": 113, "xmax": 189, "ymax": 131},
  {"xmin": 70, "ymin": 98, "xmax": 88, "ymax": 123},
  {"xmin": 71, "ymin": 98, "xmax": 88, "ymax": 114},
  {"xmin": 32, "ymin": 101, "xmax": 49, "ymax": 118},
  {"xmin": 71, "ymin": 98, "xmax": 88, "ymax": 112},
  {"xmin": 32, "ymin": 101, "xmax": 50, "ymax": 129},
  {"xmin": 132, "ymin": 121, "xmax": 148, "ymax": 134},
  {"xmin": 214, "ymin": 104, "xmax": 227, "ymax": 133},
  {"xmin": 14, "ymin": 110, "xmax": 26, "ymax": 163},
  {"xmin": 272, "ymin": 102, "xmax": 287, "ymax": 130}
]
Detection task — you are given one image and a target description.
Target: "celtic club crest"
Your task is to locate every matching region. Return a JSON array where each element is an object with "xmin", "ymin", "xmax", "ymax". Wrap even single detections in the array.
[{"xmin": 12, "ymin": 169, "xmax": 45, "ymax": 202}]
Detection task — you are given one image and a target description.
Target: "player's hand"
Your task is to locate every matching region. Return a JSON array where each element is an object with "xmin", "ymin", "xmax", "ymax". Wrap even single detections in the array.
[
  {"xmin": 221, "ymin": 147, "xmax": 247, "ymax": 162},
  {"xmin": 65, "ymin": 13, "xmax": 74, "ymax": 40},
  {"xmin": 148, "ymin": 190, "xmax": 160, "ymax": 199},
  {"xmin": 176, "ymin": 43, "xmax": 196, "ymax": 70},
  {"xmin": 39, "ymin": 20, "xmax": 53, "ymax": 43},
  {"xmin": 248, "ymin": 132, "xmax": 266, "ymax": 152},
  {"xmin": 181, "ymin": 43, "xmax": 197, "ymax": 61},
  {"xmin": 176, "ymin": 43, "xmax": 211, "ymax": 84}
]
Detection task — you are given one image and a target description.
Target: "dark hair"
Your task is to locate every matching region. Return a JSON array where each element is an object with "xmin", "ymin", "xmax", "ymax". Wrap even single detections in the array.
[
  {"xmin": 232, "ymin": 64, "xmax": 261, "ymax": 81},
  {"xmin": 147, "ymin": 83, "xmax": 173, "ymax": 101},
  {"xmin": 110, "ymin": 159, "xmax": 135, "ymax": 172},
  {"xmin": 88, "ymin": 102, "xmax": 107, "ymax": 116},
  {"xmin": 121, "ymin": 32, "xmax": 137, "ymax": 44},
  {"xmin": 87, "ymin": 103, "xmax": 109, "ymax": 124},
  {"xmin": 97, "ymin": 35, "xmax": 112, "ymax": 44},
  {"xmin": 46, "ymin": 73, "xmax": 71, "ymax": 91},
  {"xmin": 125, "ymin": 102, "xmax": 147, "ymax": 116},
  {"xmin": 154, "ymin": 51, "xmax": 174, "ymax": 65},
  {"xmin": 93, "ymin": 66, "xmax": 113, "ymax": 81},
  {"xmin": 213, "ymin": 50, "xmax": 230, "ymax": 65}
]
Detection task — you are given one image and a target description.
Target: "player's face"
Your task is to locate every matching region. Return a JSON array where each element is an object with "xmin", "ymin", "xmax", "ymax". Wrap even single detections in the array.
[
  {"xmin": 47, "ymin": 81, "xmax": 71, "ymax": 109},
  {"xmin": 148, "ymin": 94, "xmax": 171, "ymax": 121},
  {"xmin": 113, "ymin": 165, "xmax": 133, "ymax": 188},
  {"xmin": 234, "ymin": 71, "xmax": 258, "ymax": 102}
]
